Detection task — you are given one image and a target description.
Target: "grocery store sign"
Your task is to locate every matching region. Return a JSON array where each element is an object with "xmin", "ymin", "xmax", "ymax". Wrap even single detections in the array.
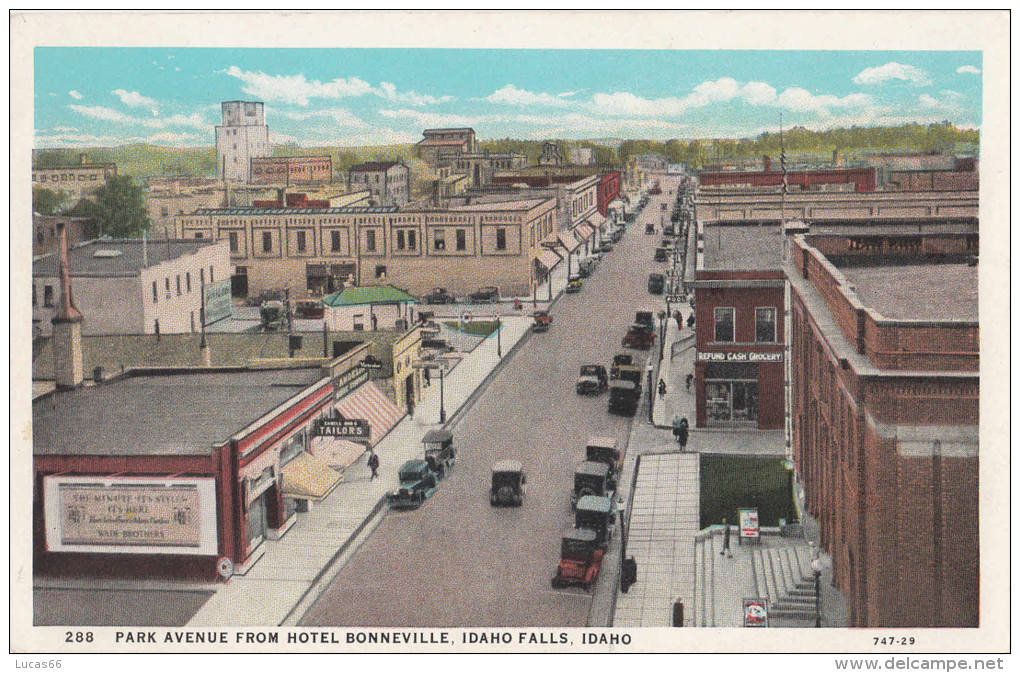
[
  {"xmin": 697, "ymin": 351, "xmax": 782, "ymax": 363},
  {"xmin": 43, "ymin": 476, "xmax": 218, "ymax": 555}
]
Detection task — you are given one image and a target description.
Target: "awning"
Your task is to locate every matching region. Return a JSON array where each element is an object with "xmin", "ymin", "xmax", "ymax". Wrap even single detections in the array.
[
  {"xmin": 574, "ymin": 224, "xmax": 594, "ymax": 240},
  {"xmin": 333, "ymin": 381, "xmax": 406, "ymax": 446},
  {"xmin": 535, "ymin": 248, "xmax": 562, "ymax": 271},
  {"xmin": 280, "ymin": 452, "xmax": 343, "ymax": 501},
  {"xmin": 557, "ymin": 231, "xmax": 581, "ymax": 253},
  {"xmin": 312, "ymin": 437, "xmax": 366, "ymax": 471}
]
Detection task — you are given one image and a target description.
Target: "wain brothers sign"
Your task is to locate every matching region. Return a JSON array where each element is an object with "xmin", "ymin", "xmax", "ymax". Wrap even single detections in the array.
[{"xmin": 43, "ymin": 476, "xmax": 218, "ymax": 555}]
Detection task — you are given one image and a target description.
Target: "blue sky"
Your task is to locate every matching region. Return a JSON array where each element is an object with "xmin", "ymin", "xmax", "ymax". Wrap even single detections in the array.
[{"xmin": 34, "ymin": 48, "xmax": 982, "ymax": 148}]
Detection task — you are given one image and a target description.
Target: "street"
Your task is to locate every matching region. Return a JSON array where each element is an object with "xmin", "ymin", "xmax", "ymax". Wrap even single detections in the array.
[{"xmin": 300, "ymin": 177, "xmax": 682, "ymax": 627}]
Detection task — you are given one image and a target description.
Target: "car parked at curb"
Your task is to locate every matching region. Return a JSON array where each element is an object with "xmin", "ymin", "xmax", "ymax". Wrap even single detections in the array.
[
  {"xmin": 468, "ymin": 286, "xmax": 500, "ymax": 303},
  {"xmin": 386, "ymin": 460, "xmax": 439, "ymax": 509},
  {"xmin": 423, "ymin": 287, "xmax": 456, "ymax": 304},
  {"xmin": 576, "ymin": 365, "xmax": 609, "ymax": 395}
]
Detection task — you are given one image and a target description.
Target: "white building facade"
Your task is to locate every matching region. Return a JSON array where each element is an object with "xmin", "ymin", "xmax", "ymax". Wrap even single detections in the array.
[{"xmin": 216, "ymin": 101, "xmax": 270, "ymax": 184}]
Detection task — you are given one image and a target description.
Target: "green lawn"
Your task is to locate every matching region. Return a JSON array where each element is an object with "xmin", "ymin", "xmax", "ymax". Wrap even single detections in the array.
[
  {"xmin": 443, "ymin": 320, "xmax": 499, "ymax": 337},
  {"xmin": 699, "ymin": 455, "xmax": 798, "ymax": 529}
]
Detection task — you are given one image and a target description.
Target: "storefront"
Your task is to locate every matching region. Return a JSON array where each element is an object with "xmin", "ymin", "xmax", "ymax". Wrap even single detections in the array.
[{"xmin": 695, "ymin": 351, "xmax": 784, "ymax": 429}]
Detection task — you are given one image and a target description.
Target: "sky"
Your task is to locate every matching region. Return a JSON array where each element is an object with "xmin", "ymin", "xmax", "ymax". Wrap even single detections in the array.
[{"xmin": 33, "ymin": 48, "xmax": 983, "ymax": 148}]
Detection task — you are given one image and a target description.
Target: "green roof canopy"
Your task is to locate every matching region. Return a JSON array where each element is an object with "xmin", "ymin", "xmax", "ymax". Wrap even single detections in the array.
[{"xmin": 323, "ymin": 284, "xmax": 418, "ymax": 307}]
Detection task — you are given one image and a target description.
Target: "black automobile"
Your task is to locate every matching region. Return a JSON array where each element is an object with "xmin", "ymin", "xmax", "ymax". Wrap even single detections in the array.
[
  {"xmin": 608, "ymin": 380, "xmax": 640, "ymax": 416},
  {"xmin": 654, "ymin": 247, "xmax": 670, "ymax": 262},
  {"xmin": 571, "ymin": 460, "xmax": 613, "ymax": 508},
  {"xmin": 423, "ymin": 287, "xmax": 456, "ymax": 304},
  {"xmin": 490, "ymin": 460, "xmax": 526, "ymax": 507},
  {"xmin": 645, "ymin": 223, "xmax": 655, "ymax": 235},
  {"xmin": 422, "ymin": 429, "xmax": 456, "ymax": 479},
  {"xmin": 468, "ymin": 286, "xmax": 500, "ymax": 303},
  {"xmin": 648, "ymin": 273, "xmax": 665, "ymax": 294},
  {"xmin": 575, "ymin": 495, "xmax": 618, "ymax": 549},
  {"xmin": 576, "ymin": 364, "xmax": 609, "ymax": 395}
]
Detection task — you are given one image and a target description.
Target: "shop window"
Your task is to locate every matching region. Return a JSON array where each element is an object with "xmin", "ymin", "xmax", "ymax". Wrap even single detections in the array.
[
  {"xmin": 366, "ymin": 230, "xmax": 377, "ymax": 252},
  {"xmin": 262, "ymin": 232, "xmax": 272, "ymax": 253},
  {"xmin": 375, "ymin": 264, "xmax": 386, "ymax": 279},
  {"xmin": 195, "ymin": 232, "xmax": 204, "ymax": 239},
  {"xmin": 397, "ymin": 230, "xmax": 406, "ymax": 250},
  {"xmin": 408, "ymin": 230, "xmax": 416, "ymax": 250},
  {"xmin": 456, "ymin": 229, "xmax": 466, "ymax": 251},
  {"xmin": 705, "ymin": 380, "xmax": 759, "ymax": 423},
  {"xmin": 297, "ymin": 230, "xmax": 307, "ymax": 253},
  {"xmin": 714, "ymin": 307, "xmax": 735, "ymax": 342},
  {"xmin": 496, "ymin": 227, "xmax": 507, "ymax": 250},
  {"xmin": 755, "ymin": 307, "xmax": 777, "ymax": 343},
  {"xmin": 434, "ymin": 229, "xmax": 446, "ymax": 251}
]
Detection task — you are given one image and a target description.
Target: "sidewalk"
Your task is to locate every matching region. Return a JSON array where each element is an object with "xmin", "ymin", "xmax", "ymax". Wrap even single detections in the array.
[{"xmin": 187, "ymin": 316, "xmax": 534, "ymax": 626}]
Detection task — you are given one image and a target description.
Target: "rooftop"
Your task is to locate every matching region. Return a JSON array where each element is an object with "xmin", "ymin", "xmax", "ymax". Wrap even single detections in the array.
[
  {"xmin": 449, "ymin": 197, "xmax": 551, "ymax": 212},
  {"xmin": 324, "ymin": 284, "xmax": 417, "ymax": 307},
  {"xmin": 33, "ymin": 238, "xmax": 221, "ymax": 278},
  {"xmin": 194, "ymin": 206, "xmax": 399, "ymax": 215},
  {"xmin": 349, "ymin": 161, "xmax": 404, "ymax": 172},
  {"xmin": 33, "ymin": 368, "xmax": 325, "ymax": 456},
  {"xmin": 417, "ymin": 138, "xmax": 473, "ymax": 147},
  {"xmin": 701, "ymin": 224, "xmax": 785, "ymax": 271},
  {"xmin": 838, "ymin": 262, "xmax": 978, "ymax": 321}
]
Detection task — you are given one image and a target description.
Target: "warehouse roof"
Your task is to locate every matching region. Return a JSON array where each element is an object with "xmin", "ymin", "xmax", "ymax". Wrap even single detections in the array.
[
  {"xmin": 701, "ymin": 224, "xmax": 785, "ymax": 271},
  {"xmin": 33, "ymin": 238, "xmax": 221, "ymax": 278},
  {"xmin": 839, "ymin": 262, "xmax": 978, "ymax": 321},
  {"xmin": 33, "ymin": 367, "xmax": 326, "ymax": 456},
  {"xmin": 349, "ymin": 161, "xmax": 404, "ymax": 172}
]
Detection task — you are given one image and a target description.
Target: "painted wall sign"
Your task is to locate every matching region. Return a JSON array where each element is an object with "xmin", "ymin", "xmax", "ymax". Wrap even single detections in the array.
[
  {"xmin": 697, "ymin": 351, "xmax": 783, "ymax": 363},
  {"xmin": 203, "ymin": 279, "xmax": 233, "ymax": 326}
]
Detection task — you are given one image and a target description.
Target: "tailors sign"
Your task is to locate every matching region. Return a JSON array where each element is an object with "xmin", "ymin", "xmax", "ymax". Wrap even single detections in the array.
[{"xmin": 315, "ymin": 417, "xmax": 370, "ymax": 439}]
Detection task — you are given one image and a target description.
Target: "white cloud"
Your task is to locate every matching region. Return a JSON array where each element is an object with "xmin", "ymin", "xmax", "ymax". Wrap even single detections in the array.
[
  {"xmin": 112, "ymin": 89, "xmax": 160, "ymax": 112},
  {"xmin": 378, "ymin": 109, "xmax": 499, "ymax": 127},
  {"xmin": 68, "ymin": 105, "xmax": 206, "ymax": 130},
  {"xmin": 68, "ymin": 90, "xmax": 83, "ymax": 100},
  {"xmin": 919, "ymin": 90, "xmax": 966, "ymax": 114},
  {"xmin": 775, "ymin": 88, "xmax": 872, "ymax": 115},
  {"xmin": 483, "ymin": 84, "xmax": 570, "ymax": 107},
  {"xmin": 34, "ymin": 132, "xmax": 122, "ymax": 147},
  {"xmin": 272, "ymin": 106, "xmax": 369, "ymax": 128},
  {"xmin": 852, "ymin": 62, "xmax": 932, "ymax": 86},
  {"xmin": 956, "ymin": 65, "xmax": 981, "ymax": 75},
  {"xmin": 377, "ymin": 81, "xmax": 454, "ymax": 106},
  {"xmin": 221, "ymin": 66, "xmax": 375, "ymax": 105}
]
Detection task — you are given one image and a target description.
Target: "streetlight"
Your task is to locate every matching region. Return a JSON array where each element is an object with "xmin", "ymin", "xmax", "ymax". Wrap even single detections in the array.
[
  {"xmin": 810, "ymin": 554, "xmax": 831, "ymax": 628},
  {"xmin": 437, "ymin": 363, "xmax": 446, "ymax": 424},
  {"xmin": 495, "ymin": 314, "xmax": 502, "ymax": 358},
  {"xmin": 658, "ymin": 309, "xmax": 667, "ymax": 361}
]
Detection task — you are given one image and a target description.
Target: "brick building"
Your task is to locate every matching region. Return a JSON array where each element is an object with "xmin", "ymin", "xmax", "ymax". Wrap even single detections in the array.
[
  {"xmin": 346, "ymin": 161, "xmax": 410, "ymax": 207},
  {"xmin": 415, "ymin": 128, "xmax": 476, "ymax": 166},
  {"xmin": 698, "ymin": 165, "xmax": 877, "ymax": 192},
  {"xmin": 32, "ymin": 157, "xmax": 117, "ymax": 205},
  {"xmin": 250, "ymin": 156, "xmax": 333, "ymax": 185},
  {"xmin": 787, "ymin": 232, "xmax": 979, "ymax": 627},
  {"xmin": 33, "ymin": 214, "xmax": 93, "ymax": 257},
  {"xmin": 450, "ymin": 152, "xmax": 529, "ymax": 188}
]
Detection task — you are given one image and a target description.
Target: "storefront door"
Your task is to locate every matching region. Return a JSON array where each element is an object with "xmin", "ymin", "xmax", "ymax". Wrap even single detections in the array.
[
  {"xmin": 704, "ymin": 362, "xmax": 759, "ymax": 425},
  {"xmin": 246, "ymin": 493, "xmax": 267, "ymax": 551}
]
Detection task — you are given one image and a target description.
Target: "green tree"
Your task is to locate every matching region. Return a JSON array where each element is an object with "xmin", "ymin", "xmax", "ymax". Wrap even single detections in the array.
[
  {"xmin": 72, "ymin": 175, "xmax": 150, "ymax": 238},
  {"xmin": 32, "ymin": 186, "xmax": 70, "ymax": 215}
]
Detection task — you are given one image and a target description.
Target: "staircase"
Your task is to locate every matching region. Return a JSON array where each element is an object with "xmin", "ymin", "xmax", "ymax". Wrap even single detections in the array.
[{"xmin": 750, "ymin": 545, "xmax": 818, "ymax": 626}]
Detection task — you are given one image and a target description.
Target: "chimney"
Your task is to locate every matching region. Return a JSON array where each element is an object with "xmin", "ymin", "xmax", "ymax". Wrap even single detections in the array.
[
  {"xmin": 51, "ymin": 221, "xmax": 84, "ymax": 389},
  {"xmin": 763, "ymin": 155, "xmax": 772, "ymax": 172}
]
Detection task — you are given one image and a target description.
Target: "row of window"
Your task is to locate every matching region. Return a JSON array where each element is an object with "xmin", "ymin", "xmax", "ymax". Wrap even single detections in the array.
[
  {"xmin": 149, "ymin": 266, "xmax": 216, "ymax": 304},
  {"xmin": 713, "ymin": 306, "xmax": 778, "ymax": 343},
  {"xmin": 228, "ymin": 227, "xmax": 509, "ymax": 255},
  {"xmin": 33, "ymin": 173, "xmax": 100, "ymax": 183}
]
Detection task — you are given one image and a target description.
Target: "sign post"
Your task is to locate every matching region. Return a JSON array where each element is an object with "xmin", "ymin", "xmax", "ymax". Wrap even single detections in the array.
[
  {"xmin": 739, "ymin": 507, "xmax": 760, "ymax": 545},
  {"xmin": 743, "ymin": 598, "xmax": 769, "ymax": 627}
]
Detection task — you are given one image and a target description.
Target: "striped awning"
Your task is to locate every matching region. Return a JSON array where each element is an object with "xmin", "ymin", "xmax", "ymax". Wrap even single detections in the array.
[
  {"xmin": 535, "ymin": 249, "xmax": 562, "ymax": 271},
  {"xmin": 557, "ymin": 231, "xmax": 581, "ymax": 253},
  {"xmin": 312, "ymin": 437, "xmax": 366, "ymax": 471},
  {"xmin": 574, "ymin": 224, "xmax": 594, "ymax": 240},
  {"xmin": 333, "ymin": 381, "xmax": 406, "ymax": 446},
  {"xmin": 280, "ymin": 452, "xmax": 343, "ymax": 501}
]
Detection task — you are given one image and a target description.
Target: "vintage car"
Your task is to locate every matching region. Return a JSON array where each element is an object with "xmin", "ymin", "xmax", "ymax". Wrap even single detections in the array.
[
  {"xmin": 648, "ymin": 273, "xmax": 665, "ymax": 295},
  {"xmin": 610, "ymin": 228, "xmax": 623, "ymax": 243},
  {"xmin": 571, "ymin": 460, "xmax": 614, "ymax": 509},
  {"xmin": 644, "ymin": 223, "xmax": 655, "ymax": 235},
  {"xmin": 610, "ymin": 353, "xmax": 634, "ymax": 374},
  {"xmin": 551, "ymin": 527, "xmax": 604, "ymax": 590},
  {"xmin": 599, "ymin": 240, "xmax": 615, "ymax": 252},
  {"xmin": 622, "ymin": 323, "xmax": 656, "ymax": 350},
  {"xmin": 576, "ymin": 364, "xmax": 609, "ymax": 395},
  {"xmin": 386, "ymin": 460, "xmax": 439, "ymax": 509},
  {"xmin": 423, "ymin": 287, "xmax": 456, "ymax": 305},
  {"xmin": 576, "ymin": 258, "xmax": 596, "ymax": 278},
  {"xmin": 260, "ymin": 300, "xmax": 287, "ymax": 331},
  {"xmin": 468, "ymin": 286, "xmax": 500, "ymax": 303},
  {"xmin": 294, "ymin": 298, "xmax": 324, "ymax": 319},
  {"xmin": 585, "ymin": 436, "xmax": 624, "ymax": 489},
  {"xmin": 612, "ymin": 364, "xmax": 642, "ymax": 387},
  {"xmin": 635, "ymin": 311, "xmax": 654, "ymax": 330},
  {"xmin": 654, "ymin": 247, "xmax": 670, "ymax": 262},
  {"xmin": 490, "ymin": 460, "xmax": 526, "ymax": 507},
  {"xmin": 532, "ymin": 309, "xmax": 553, "ymax": 332},
  {"xmin": 575, "ymin": 495, "xmax": 618, "ymax": 549},
  {"xmin": 422, "ymin": 429, "xmax": 456, "ymax": 479},
  {"xmin": 608, "ymin": 380, "xmax": 640, "ymax": 417},
  {"xmin": 565, "ymin": 276, "xmax": 583, "ymax": 293}
]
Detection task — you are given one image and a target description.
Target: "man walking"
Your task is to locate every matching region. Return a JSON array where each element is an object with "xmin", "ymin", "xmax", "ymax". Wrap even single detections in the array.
[
  {"xmin": 677, "ymin": 417, "xmax": 689, "ymax": 451},
  {"xmin": 367, "ymin": 451, "xmax": 380, "ymax": 480}
]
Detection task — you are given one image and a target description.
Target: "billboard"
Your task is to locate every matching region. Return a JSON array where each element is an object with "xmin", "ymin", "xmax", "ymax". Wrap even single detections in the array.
[
  {"xmin": 739, "ymin": 507, "xmax": 760, "ymax": 539},
  {"xmin": 203, "ymin": 278, "xmax": 233, "ymax": 325},
  {"xmin": 43, "ymin": 476, "xmax": 219, "ymax": 555}
]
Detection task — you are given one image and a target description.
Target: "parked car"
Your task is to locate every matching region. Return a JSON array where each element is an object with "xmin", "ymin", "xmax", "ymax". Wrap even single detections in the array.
[
  {"xmin": 648, "ymin": 273, "xmax": 665, "ymax": 294},
  {"xmin": 422, "ymin": 429, "xmax": 456, "ymax": 479},
  {"xmin": 613, "ymin": 364, "xmax": 643, "ymax": 388},
  {"xmin": 551, "ymin": 527, "xmax": 604, "ymax": 590},
  {"xmin": 585, "ymin": 436, "xmax": 623, "ymax": 490},
  {"xmin": 622, "ymin": 323, "xmax": 656, "ymax": 349},
  {"xmin": 645, "ymin": 223, "xmax": 655, "ymax": 235},
  {"xmin": 576, "ymin": 364, "xmax": 609, "ymax": 395},
  {"xmin": 424, "ymin": 287, "xmax": 456, "ymax": 305},
  {"xmin": 533, "ymin": 310, "xmax": 553, "ymax": 332},
  {"xmin": 608, "ymin": 380, "xmax": 640, "ymax": 417},
  {"xmin": 571, "ymin": 460, "xmax": 613, "ymax": 509},
  {"xmin": 599, "ymin": 240, "xmax": 615, "ymax": 252},
  {"xmin": 635, "ymin": 311, "xmax": 654, "ymax": 330},
  {"xmin": 469, "ymin": 286, "xmax": 500, "ymax": 303},
  {"xmin": 565, "ymin": 276, "xmax": 583, "ymax": 293},
  {"xmin": 490, "ymin": 460, "xmax": 526, "ymax": 507},
  {"xmin": 386, "ymin": 460, "xmax": 439, "ymax": 509},
  {"xmin": 575, "ymin": 495, "xmax": 618, "ymax": 549},
  {"xmin": 654, "ymin": 247, "xmax": 670, "ymax": 262},
  {"xmin": 260, "ymin": 300, "xmax": 287, "ymax": 331},
  {"xmin": 577, "ymin": 258, "xmax": 596, "ymax": 278},
  {"xmin": 293, "ymin": 298, "xmax": 324, "ymax": 320},
  {"xmin": 610, "ymin": 229, "xmax": 623, "ymax": 243}
]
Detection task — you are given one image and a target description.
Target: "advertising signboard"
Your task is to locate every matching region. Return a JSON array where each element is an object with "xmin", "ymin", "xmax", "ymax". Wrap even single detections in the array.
[
  {"xmin": 43, "ymin": 476, "xmax": 218, "ymax": 555},
  {"xmin": 739, "ymin": 507, "xmax": 760, "ymax": 539},
  {"xmin": 743, "ymin": 598, "xmax": 769, "ymax": 627},
  {"xmin": 203, "ymin": 278, "xmax": 233, "ymax": 326},
  {"xmin": 697, "ymin": 351, "xmax": 783, "ymax": 363},
  {"xmin": 315, "ymin": 418, "xmax": 370, "ymax": 439}
]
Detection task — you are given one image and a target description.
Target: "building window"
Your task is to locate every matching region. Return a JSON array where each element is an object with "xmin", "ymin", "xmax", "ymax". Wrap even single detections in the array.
[
  {"xmin": 755, "ymin": 307, "xmax": 777, "ymax": 343},
  {"xmin": 714, "ymin": 307, "xmax": 735, "ymax": 343},
  {"xmin": 297, "ymin": 230, "xmax": 307, "ymax": 253},
  {"xmin": 200, "ymin": 268, "xmax": 205, "ymax": 286},
  {"xmin": 228, "ymin": 231, "xmax": 238, "ymax": 253},
  {"xmin": 161, "ymin": 206, "xmax": 169, "ymax": 217},
  {"xmin": 456, "ymin": 229, "xmax": 466, "ymax": 251},
  {"xmin": 366, "ymin": 230, "xmax": 377, "ymax": 252},
  {"xmin": 165, "ymin": 278, "xmax": 171, "ymax": 295},
  {"xmin": 496, "ymin": 227, "xmax": 507, "ymax": 250},
  {"xmin": 44, "ymin": 285, "xmax": 54, "ymax": 308},
  {"xmin": 331, "ymin": 230, "xmax": 341, "ymax": 252},
  {"xmin": 434, "ymin": 229, "xmax": 445, "ymax": 251},
  {"xmin": 186, "ymin": 272, "xmax": 192, "ymax": 293},
  {"xmin": 210, "ymin": 266, "xmax": 214, "ymax": 283},
  {"xmin": 407, "ymin": 230, "xmax": 416, "ymax": 250},
  {"xmin": 375, "ymin": 265, "xmax": 386, "ymax": 279},
  {"xmin": 262, "ymin": 232, "xmax": 272, "ymax": 253},
  {"xmin": 396, "ymin": 230, "xmax": 406, "ymax": 250},
  {"xmin": 32, "ymin": 284, "xmax": 37, "ymax": 307},
  {"xmin": 176, "ymin": 275, "xmax": 182, "ymax": 296}
]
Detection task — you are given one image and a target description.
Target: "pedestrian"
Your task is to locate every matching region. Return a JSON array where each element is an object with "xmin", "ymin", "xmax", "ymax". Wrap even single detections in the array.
[
  {"xmin": 678, "ymin": 418, "xmax": 689, "ymax": 451},
  {"xmin": 674, "ymin": 310, "xmax": 682, "ymax": 329},
  {"xmin": 686, "ymin": 313, "xmax": 695, "ymax": 328},
  {"xmin": 514, "ymin": 297, "xmax": 522, "ymax": 311},
  {"xmin": 658, "ymin": 378, "xmax": 667, "ymax": 398},
  {"xmin": 685, "ymin": 373, "xmax": 694, "ymax": 391},
  {"xmin": 367, "ymin": 451, "xmax": 380, "ymax": 480},
  {"xmin": 423, "ymin": 367, "xmax": 430, "ymax": 388}
]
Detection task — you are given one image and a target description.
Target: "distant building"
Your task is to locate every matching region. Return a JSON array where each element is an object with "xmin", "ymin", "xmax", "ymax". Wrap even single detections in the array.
[
  {"xmin": 569, "ymin": 147, "xmax": 595, "ymax": 166},
  {"xmin": 33, "ymin": 214, "xmax": 93, "ymax": 258},
  {"xmin": 450, "ymin": 152, "xmax": 529, "ymax": 188},
  {"xmin": 146, "ymin": 189, "xmax": 228, "ymax": 239},
  {"xmin": 699, "ymin": 165, "xmax": 877, "ymax": 192},
  {"xmin": 347, "ymin": 161, "xmax": 410, "ymax": 207},
  {"xmin": 322, "ymin": 284, "xmax": 418, "ymax": 332},
  {"xmin": 415, "ymin": 128, "xmax": 477, "ymax": 166},
  {"xmin": 538, "ymin": 142, "xmax": 563, "ymax": 166},
  {"xmin": 250, "ymin": 156, "xmax": 333, "ymax": 185},
  {"xmin": 216, "ymin": 101, "xmax": 270, "ymax": 184},
  {"xmin": 33, "ymin": 238, "xmax": 232, "ymax": 337},
  {"xmin": 32, "ymin": 155, "xmax": 117, "ymax": 204}
]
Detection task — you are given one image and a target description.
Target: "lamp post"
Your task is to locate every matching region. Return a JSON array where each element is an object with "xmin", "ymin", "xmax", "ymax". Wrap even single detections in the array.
[
  {"xmin": 810, "ymin": 555, "xmax": 831, "ymax": 628},
  {"xmin": 495, "ymin": 314, "xmax": 502, "ymax": 358},
  {"xmin": 658, "ymin": 309, "xmax": 667, "ymax": 361},
  {"xmin": 438, "ymin": 363, "xmax": 446, "ymax": 424}
]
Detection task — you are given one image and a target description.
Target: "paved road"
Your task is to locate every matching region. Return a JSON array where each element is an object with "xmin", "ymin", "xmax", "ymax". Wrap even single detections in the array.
[{"xmin": 300, "ymin": 176, "xmax": 684, "ymax": 627}]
